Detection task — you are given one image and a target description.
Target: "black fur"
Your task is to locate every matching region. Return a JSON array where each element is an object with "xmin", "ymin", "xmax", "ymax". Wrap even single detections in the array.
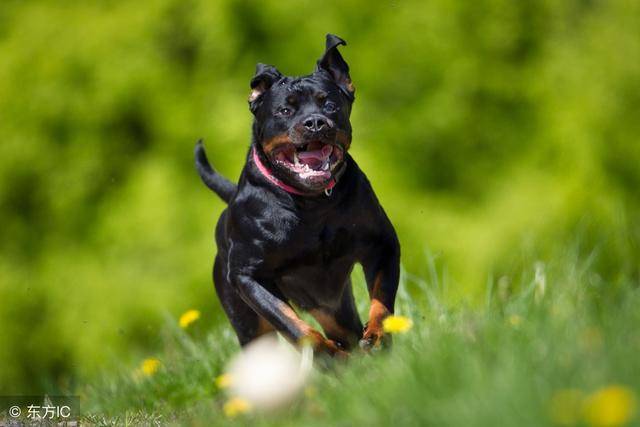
[{"xmin": 195, "ymin": 139, "xmax": 236, "ymax": 203}]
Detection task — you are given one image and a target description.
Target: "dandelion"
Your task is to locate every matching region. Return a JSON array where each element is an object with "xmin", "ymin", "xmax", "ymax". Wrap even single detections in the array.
[
  {"xmin": 140, "ymin": 358, "xmax": 161, "ymax": 377},
  {"xmin": 304, "ymin": 386, "xmax": 317, "ymax": 398},
  {"xmin": 215, "ymin": 373, "xmax": 233, "ymax": 389},
  {"xmin": 549, "ymin": 388, "xmax": 584, "ymax": 426},
  {"xmin": 382, "ymin": 315, "xmax": 413, "ymax": 334},
  {"xmin": 223, "ymin": 397, "xmax": 251, "ymax": 418},
  {"xmin": 583, "ymin": 385, "xmax": 636, "ymax": 427},
  {"xmin": 509, "ymin": 314, "xmax": 523, "ymax": 327},
  {"xmin": 179, "ymin": 309, "xmax": 201, "ymax": 328}
]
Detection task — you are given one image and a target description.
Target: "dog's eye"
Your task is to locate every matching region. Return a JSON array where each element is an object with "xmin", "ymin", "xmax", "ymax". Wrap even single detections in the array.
[
  {"xmin": 323, "ymin": 101, "xmax": 338, "ymax": 114},
  {"xmin": 277, "ymin": 107, "xmax": 294, "ymax": 117}
]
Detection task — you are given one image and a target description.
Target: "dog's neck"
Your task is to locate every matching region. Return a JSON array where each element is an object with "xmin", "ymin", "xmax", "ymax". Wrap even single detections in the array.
[{"xmin": 251, "ymin": 146, "xmax": 341, "ymax": 197}]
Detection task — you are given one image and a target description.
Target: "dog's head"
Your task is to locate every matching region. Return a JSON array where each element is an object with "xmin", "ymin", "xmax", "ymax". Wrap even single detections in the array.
[{"xmin": 248, "ymin": 34, "xmax": 355, "ymax": 193}]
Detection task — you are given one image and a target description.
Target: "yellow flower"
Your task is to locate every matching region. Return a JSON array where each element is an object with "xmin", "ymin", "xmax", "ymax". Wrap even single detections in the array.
[
  {"xmin": 549, "ymin": 388, "xmax": 584, "ymax": 426},
  {"xmin": 223, "ymin": 397, "xmax": 251, "ymax": 418},
  {"xmin": 304, "ymin": 386, "xmax": 317, "ymax": 398},
  {"xmin": 509, "ymin": 314, "xmax": 523, "ymax": 327},
  {"xmin": 215, "ymin": 373, "xmax": 233, "ymax": 389},
  {"xmin": 583, "ymin": 385, "xmax": 637, "ymax": 427},
  {"xmin": 382, "ymin": 315, "xmax": 413, "ymax": 334},
  {"xmin": 140, "ymin": 358, "xmax": 161, "ymax": 377},
  {"xmin": 179, "ymin": 309, "xmax": 201, "ymax": 328}
]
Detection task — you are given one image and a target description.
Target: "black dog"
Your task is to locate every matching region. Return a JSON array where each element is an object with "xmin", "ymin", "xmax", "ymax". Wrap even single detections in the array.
[{"xmin": 195, "ymin": 34, "xmax": 399, "ymax": 357}]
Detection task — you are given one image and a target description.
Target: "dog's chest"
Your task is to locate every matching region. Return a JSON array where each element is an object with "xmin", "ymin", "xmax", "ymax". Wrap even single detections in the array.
[
  {"xmin": 273, "ymin": 222, "xmax": 358, "ymax": 309},
  {"xmin": 283, "ymin": 221, "xmax": 356, "ymax": 263}
]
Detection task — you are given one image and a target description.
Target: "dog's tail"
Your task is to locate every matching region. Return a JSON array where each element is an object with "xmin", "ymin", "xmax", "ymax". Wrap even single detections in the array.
[{"xmin": 195, "ymin": 140, "xmax": 237, "ymax": 204}]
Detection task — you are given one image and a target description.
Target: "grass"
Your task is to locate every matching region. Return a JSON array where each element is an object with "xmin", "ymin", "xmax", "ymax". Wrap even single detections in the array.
[{"xmin": 82, "ymin": 249, "xmax": 640, "ymax": 426}]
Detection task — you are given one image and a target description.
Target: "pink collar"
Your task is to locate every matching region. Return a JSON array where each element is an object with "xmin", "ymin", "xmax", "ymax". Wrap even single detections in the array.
[{"xmin": 252, "ymin": 146, "xmax": 337, "ymax": 196}]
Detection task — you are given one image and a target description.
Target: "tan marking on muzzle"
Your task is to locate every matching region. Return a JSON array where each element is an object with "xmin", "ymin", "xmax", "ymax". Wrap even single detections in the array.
[
  {"xmin": 262, "ymin": 133, "xmax": 292, "ymax": 155},
  {"xmin": 336, "ymin": 129, "xmax": 352, "ymax": 151}
]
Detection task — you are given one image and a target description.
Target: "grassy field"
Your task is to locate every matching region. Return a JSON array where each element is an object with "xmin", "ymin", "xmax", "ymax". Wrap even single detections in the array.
[{"xmin": 82, "ymin": 249, "xmax": 640, "ymax": 426}]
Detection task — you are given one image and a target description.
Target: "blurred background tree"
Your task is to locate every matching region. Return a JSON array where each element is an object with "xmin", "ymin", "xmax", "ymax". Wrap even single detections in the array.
[{"xmin": 0, "ymin": 0, "xmax": 638, "ymax": 393}]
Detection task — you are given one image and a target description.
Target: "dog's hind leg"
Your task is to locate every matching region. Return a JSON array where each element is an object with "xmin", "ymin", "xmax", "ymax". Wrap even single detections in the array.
[{"xmin": 213, "ymin": 255, "xmax": 274, "ymax": 346}]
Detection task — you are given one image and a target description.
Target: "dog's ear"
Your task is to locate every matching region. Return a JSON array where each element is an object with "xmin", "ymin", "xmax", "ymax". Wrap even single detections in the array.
[
  {"xmin": 316, "ymin": 34, "xmax": 355, "ymax": 100},
  {"xmin": 249, "ymin": 63, "xmax": 282, "ymax": 113}
]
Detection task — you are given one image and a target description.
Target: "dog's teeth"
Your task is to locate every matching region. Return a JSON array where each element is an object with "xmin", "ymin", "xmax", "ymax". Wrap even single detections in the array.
[
  {"xmin": 294, "ymin": 152, "xmax": 300, "ymax": 166},
  {"xmin": 323, "ymin": 162, "xmax": 330, "ymax": 171}
]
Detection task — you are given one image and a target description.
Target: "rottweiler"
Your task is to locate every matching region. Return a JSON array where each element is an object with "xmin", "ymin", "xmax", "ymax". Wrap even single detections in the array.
[{"xmin": 195, "ymin": 34, "xmax": 400, "ymax": 357}]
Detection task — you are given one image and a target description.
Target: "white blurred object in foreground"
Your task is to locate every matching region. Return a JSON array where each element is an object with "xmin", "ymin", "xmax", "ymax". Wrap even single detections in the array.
[{"xmin": 226, "ymin": 334, "xmax": 313, "ymax": 411}]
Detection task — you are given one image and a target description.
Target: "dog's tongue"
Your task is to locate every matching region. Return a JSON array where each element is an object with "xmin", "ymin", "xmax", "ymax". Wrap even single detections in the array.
[{"xmin": 298, "ymin": 145, "xmax": 333, "ymax": 169}]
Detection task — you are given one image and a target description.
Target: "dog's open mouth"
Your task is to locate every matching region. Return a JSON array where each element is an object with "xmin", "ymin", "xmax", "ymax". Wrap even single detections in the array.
[{"xmin": 272, "ymin": 141, "xmax": 344, "ymax": 181}]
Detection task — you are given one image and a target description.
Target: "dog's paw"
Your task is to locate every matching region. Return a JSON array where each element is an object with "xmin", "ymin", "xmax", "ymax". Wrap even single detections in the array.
[
  {"xmin": 319, "ymin": 338, "xmax": 350, "ymax": 360},
  {"xmin": 359, "ymin": 325, "xmax": 392, "ymax": 352},
  {"xmin": 302, "ymin": 331, "xmax": 349, "ymax": 359}
]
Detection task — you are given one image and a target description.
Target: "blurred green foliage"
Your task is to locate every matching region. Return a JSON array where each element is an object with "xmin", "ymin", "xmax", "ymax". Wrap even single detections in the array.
[{"xmin": 0, "ymin": 0, "xmax": 638, "ymax": 393}]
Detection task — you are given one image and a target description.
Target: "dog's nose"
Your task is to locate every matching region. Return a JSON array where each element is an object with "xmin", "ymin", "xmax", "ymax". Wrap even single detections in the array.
[{"xmin": 303, "ymin": 115, "xmax": 330, "ymax": 133}]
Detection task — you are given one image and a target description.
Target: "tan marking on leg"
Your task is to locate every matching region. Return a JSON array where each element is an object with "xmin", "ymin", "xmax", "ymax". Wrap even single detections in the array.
[
  {"xmin": 256, "ymin": 316, "xmax": 275, "ymax": 336},
  {"xmin": 275, "ymin": 301, "xmax": 347, "ymax": 358},
  {"xmin": 309, "ymin": 309, "xmax": 352, "ymax": 343},
  {"xmin": 368, "ymin": 271, "xmax": 390, "ymax": 324},
  {"xmin": 277, "ymin": 301, "xmax": 313, "ymax": 335},
  {"xmin": 371, "ymin": 271, "xmax": 383, "ymax": 298},
  {"xmin": 367, "ymin": 298, "xmax": 390, "ymax": 330},
  {"xmin": 362, "ymin": 272, "xmax": 391, "ymax": 348}
]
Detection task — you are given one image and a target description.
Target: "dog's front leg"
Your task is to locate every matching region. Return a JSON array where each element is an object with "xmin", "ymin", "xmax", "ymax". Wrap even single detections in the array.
[
  {"xmin": 232, "ymin": 273, "xmax": 348, "ymax": 358},
  {"xmin": 360, "ymin": 228, "xmax": 401, "ymax": 350}
]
